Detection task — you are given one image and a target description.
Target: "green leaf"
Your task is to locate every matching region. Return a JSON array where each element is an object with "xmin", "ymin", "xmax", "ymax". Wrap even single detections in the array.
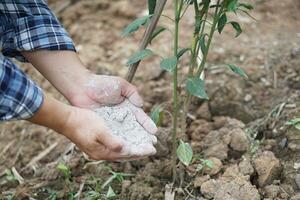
[
  {"xmin": 122, "ymin": 15, "xmax": 152, "ymax": 37},
  {"xmin": 176, "ymin": 140, "xmax": 193, "ymax": 166},
  {"xmin": 149, "ymin": 27, "xmax": 166, "ymax": 43},
  {"xmin": 5, "ymin": 169, "xmax": 17, "ymax": 182},
  {"xmin": 286, "ymin": 117, "xmax": 300, "ymax": 125},
  {"xmin": 148, "ymin": 0, "xmax": 156, "ymax": 15},
  {"xmin": 227, "ymin": 0, "xmax": 238, "ymax": 12},
  {"xmin": 160, "ymin": 56, "xmax": 178, "ymax": 72},
  {"xmin": 106, "ymin": 186, "xmax": 116, "ymax": 198},
  {"xmin": 150, "ymin": 105, "xmax": 163, "ymax": 126},
  {"xmin": 202, "ymin": 159, "xmax": 214, "ymax": 169},
  {"xmin": 126, "ymin": 49, "xmax": 154, "ymax": 65},
  {"xmin": 57, "ymin": 163, "xmax": 71, "ymax": 179},
  {"xmin": 177, "ymin": 48, "xmax": 190, "ymax": 59},
  {"xmin": 184, "ymin": 0, "xmax": 194, "ymax": 5},
  {"xmin": 218, "ymin": 13, "xmax": 227, "ymax": 34},
  {"xmin": 227, "ymin": 64, "xmax": 248, "ymax": 79},
  {"xmin": 186, "ymin": 77, "xmax": 209, "ymax": 99},
  {"xmin": 101, "ymin": 175, "xmax": 116, "ymax": 189},
  {"xmin": 199, "ymin": 34, "xmax": 207, "ymax": 55},
  {"xmin": 46, "ymin": 193, "xmax": 57, "ymax": 200},
  {"xmin": 295, "ymin": 123, "xmax": 300, "ymax": 130},
  {"xmin": 229, "ymin": 22, "xmax": 242, "ymax": 37},
  {"xmin": 239, "ymin": 2, "xmax": 254, "ymax": 10},
  {"xmin": 67, "ymin": 193, "xmax": 75, "ymax": 200},
  {"xmin": 196, "ymin": 164, "xmax": 204, "ymax": 172}
]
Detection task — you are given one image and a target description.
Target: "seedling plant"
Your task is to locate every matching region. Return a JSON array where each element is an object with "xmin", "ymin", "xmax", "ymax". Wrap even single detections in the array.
[{"xmin": 123, "ymin": 0, "xmax": 253, "ymax": 184}]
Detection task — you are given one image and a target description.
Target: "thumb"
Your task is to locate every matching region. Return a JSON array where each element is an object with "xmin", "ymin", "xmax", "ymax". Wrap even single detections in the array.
[{"xmin": 97, "ymin": 128, "xmax": 124, "ymax": 152}]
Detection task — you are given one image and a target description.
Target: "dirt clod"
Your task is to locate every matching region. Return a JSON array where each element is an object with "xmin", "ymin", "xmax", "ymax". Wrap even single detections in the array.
[
  {"xmin": 263, "ymin": 184, "xmax": 280, "ymax": 199},
  {"xmin": 253, "ymin": 151, "xmax": 282, "ymax": 187},
  {"xmin": 201, "ymin": 178, "xmax": 260, "ymax": 200},
  {"xmin": 238, "ymin": 157, "xmax": 254, "ymax": 176},
  {"xmin": 203, "ymin": 157, "xmax": 223, "ymax": 176},
  {"xmin": 194, "ymin": 175, "xmax": 211, "ymax": 188},
  {"xmin": 229, "ymin": 128, "xmax": 250, "ymax": 152}
]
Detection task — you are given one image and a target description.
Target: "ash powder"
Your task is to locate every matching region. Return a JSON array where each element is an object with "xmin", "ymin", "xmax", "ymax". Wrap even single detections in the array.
[{"xmin": 93, "ymin": 100, "xmax": 157, "ymax": 155}]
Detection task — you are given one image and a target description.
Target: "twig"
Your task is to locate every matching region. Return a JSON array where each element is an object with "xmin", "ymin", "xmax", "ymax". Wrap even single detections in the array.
[
  {"xmin": 0, "ymin": 140, "xmax": 16, "ymax": 158},
  {"xmin": 11, "ymin": 167, "xmax": 24, "ymax": 185},
  {"xmin": 126, "ymin": 0, "xmax": 167, "ymax": 82},
  {"xmin": 23, "ymin": 142, "xmax": 58, "ymax": 171},
  {"xmin": 75, "ymin": 179, "xmax": 86, "ymax": 200}
]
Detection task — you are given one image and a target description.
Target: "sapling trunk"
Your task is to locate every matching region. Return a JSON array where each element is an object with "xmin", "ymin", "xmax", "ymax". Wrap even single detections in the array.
[
  {"xmin": 171, "ymin": 0, "xmax": 182, "ymax": 183},
  {"xmin": 126, "ymin": 0, "xmax": 167, "ymax": 82}
]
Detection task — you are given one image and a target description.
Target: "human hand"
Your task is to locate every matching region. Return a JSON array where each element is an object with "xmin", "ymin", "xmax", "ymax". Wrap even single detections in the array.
[
  {"xmin": 62, "ymin": 106, "xmax": 157, "ymax": 160},
  {"xmin": 69, "ymin": 74, "xmax": 158, "ymax": 134}
]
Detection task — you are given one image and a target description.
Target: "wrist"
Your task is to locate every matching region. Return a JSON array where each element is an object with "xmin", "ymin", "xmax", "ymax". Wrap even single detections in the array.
[{"xmin": 28, "ymin": 94, "xmax": 73, "ymax": 135}]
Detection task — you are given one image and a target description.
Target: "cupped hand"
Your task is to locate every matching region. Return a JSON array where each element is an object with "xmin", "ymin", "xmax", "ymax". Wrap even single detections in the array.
[
  {"xmin": 62, "ymin": 106, "xmax": 157, "ymax": 160},
  {"xmin": 69, "ymin": 74, "xmax": 157, "ymax": 134}
]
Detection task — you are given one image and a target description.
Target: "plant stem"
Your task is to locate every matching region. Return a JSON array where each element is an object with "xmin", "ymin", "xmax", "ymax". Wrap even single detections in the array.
[
  {"xmin": 195, "ymin": 0, "xmax": 222, "ymax": 77},
  {"xmin": 171, "ymin": 0, "xmax": 181, "ymax": 184},
  {"xmin": 126, "ymin": 0, "xmax": 167, "ymax": 82},
  {"xmin": 181, "ymin": 4, "xmax": 209, "ymax": 135}
]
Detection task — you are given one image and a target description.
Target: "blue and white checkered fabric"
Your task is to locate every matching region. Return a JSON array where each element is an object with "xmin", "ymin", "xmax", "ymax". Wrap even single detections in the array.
[
  {"xmin": 0, "ymin": 54, "xmax": 43, "ymax": 120},
  {"xmin": 0, "ymin": 0, "xmax": 76, "ymax": 121}
]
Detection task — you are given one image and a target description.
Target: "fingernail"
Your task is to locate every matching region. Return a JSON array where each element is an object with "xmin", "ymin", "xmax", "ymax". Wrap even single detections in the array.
[
  {"xmin": 144, "ymin": 120, "xmax": 158, "ymax": 134},
  {"xmin": 128, "ymin": 92, "xmax": 143, "ymax": 107}
]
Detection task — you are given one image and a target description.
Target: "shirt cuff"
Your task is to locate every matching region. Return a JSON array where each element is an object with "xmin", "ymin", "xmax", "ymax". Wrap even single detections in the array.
[
  {"xmin": 2, "ymin": 15, "xmax": 76, "ymax": 62},
  {"xmin": 0, "ymin": 55, "xmax": 44, "ymax": 121}
]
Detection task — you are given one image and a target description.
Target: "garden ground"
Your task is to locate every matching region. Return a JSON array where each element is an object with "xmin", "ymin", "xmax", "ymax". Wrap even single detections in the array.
[{"xmin": 0, "ymin": 0, "xmax": 300, "ymax": 199}]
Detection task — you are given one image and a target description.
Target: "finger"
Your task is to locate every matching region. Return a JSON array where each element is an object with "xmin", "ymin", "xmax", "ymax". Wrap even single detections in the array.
[
  {"xmin": 130, "ymin": 143, "xmax": 157, "ymax": 156},
  {"xmin": 90, "ymin": 143, "xmax": 156, "ymax": 161},
  {"xmin": 134, "ymin": 109, "xmax": 158, "ymax": 134},
  {"xmin": 96, "ymin": 129, "xmax": 125, "ymax": 152},
  {"xmin": 119, "ymin": 78, "xmax": 143, "ymax": 107}
]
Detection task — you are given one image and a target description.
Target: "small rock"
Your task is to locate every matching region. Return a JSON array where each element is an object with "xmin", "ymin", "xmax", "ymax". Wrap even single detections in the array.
[
  {"xmin": 264, "ymin": 185, "xmax": 280, "ymax": 198},
  {"xmin": 203, "ymin": 143, "xmax": 229, "ymax": 161},
  {"xmin": 197, "ymin": 102, "xmax": 212, "ymax": 121},
  {"xmin": 229, "ymin": 128, "xmax": 250, "ymax": 152},
  {"xmin": 238, "ymin": 158, "xmax": 254, "ymax": 176},
  {"xmin": 244, "ymin": 94, "xmax": 252, "ymax": 102},
  {"xmin": 203, "ymin": 157, "xmax": 223, "ymax": 176},
  {"xmin": 194, "ymin": 175, "xmax": 210, "ymax": 188},
  {"xmin": 222, "ymin": 164, "xmax": 251, "ymax": 182},
  {"xmin": 294, "ymin": 162, "xmax": 300, "ymax": 170},
  {"xmin": 201, "ymin": 179, "xmax": 221, "ymax": 199},
  {"xmin": 288, "ymin": 142, "xmax": 300, "ymax": 151},
  {"xmin": 201, "ymin": 178, "xmax": 260, "ymax": 200},
  {"xmin": 279, "ymin": 138, "xmax": 288, "ymax": 148},
  {"xmin": 214, "ymin": 179, "xmax": 260, "ymax": 200},
  {"xmin": 295, "ymin": 174, "xmax": 300, "ymax": 189},
  {"xmin": 190, "ymin": 120, "xmax": 213, "ymax": 141},
  {"xmin": 213, "ymin": 117, "xmax": 245, "ymax": 129},
  {"xmin": 253, "ymin": 151, "xmax": 281, "ymax": 187}
]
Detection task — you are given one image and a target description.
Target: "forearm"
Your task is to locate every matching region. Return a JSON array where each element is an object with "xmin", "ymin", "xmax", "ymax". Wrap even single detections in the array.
[
  {"xmin": 22, "ymin": 50, "xmax": 91, "ymax": 101},
  {"xmin": 28, "ymin": 93, "xmax": 72, "ymax": 134}
]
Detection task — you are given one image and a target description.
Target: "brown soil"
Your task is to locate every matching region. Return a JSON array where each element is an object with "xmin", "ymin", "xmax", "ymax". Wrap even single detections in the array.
[{"xmin": 1, "ymin": 0, "xmax": 300, "ymax": 199}]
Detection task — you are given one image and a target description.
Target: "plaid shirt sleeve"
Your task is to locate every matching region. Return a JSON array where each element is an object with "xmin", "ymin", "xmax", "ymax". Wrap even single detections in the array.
[
  {"xmin": 0, "ymin": 54, "xmax": 43, "ymax": 120},
  {"xmin": 0, "ymin": 0, "xmax": 75, "ymax": 121},
  {"xmin": 0, "ymin": 0, "xmax": 76, "ymax": 62}
]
